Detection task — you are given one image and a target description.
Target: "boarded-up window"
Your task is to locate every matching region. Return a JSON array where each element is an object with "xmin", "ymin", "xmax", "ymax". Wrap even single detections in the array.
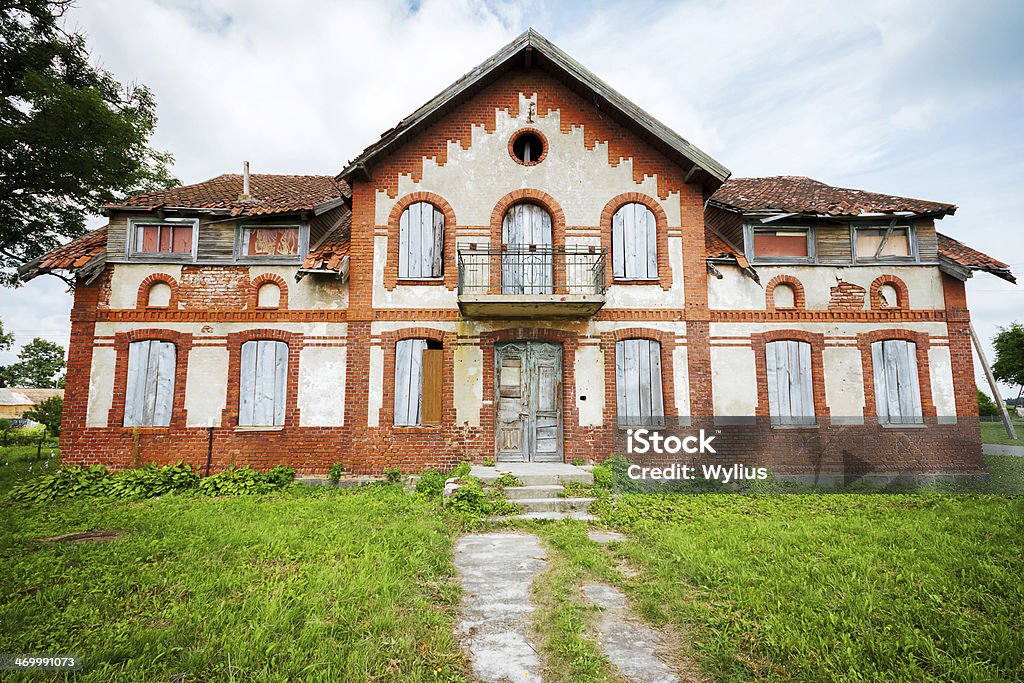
[
  {"xmin": 394, "ymin": 339, "xmax": 442, "ymax": 426},
  {"xmin": 856, "ymin": 227, "xmax": 912, "ymax": 260},
  {"xmin": 124, "ymin": 340, "xmax": 176, "ymax": 427},
  {"xmin": 502, "ymin": 202, "xmax": 553, "ymax": 294},
  {"xmin": 399, "ymin": 202, "xmax": 444, "ymax": 278},
  {"xmin": 133, "ymin": 223, "xmax": 194, "ymax": 254},
  {"xmin": 753, "ymin": 229, "xmax": 809, "ymax": 259},
  {"xmin": 238, "ymin": 340, "xmax": 288, "ymax": 427},
  {"xmin": 243, "ymin": 226, "xmax": 300, "ymax": 257},
  {"xmin": 612, "ymin": 203, "xmax": 657, "ymax": 279},
  {"xmin": 615, "ymin": 339, "xmax": 664, "ymax": 426},
  {"xmin": 765, "ymin": 340, "xmax": 815, "ymax": 426},
  {"xmin": 872, "ymin": 340, "xmax": 923, "ymax": 424}
]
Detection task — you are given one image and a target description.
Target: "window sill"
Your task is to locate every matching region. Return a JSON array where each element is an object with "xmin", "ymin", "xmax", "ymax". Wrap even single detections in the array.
[
  {"xmin": 771, "ymin": 423, "xmax": 818, "ymax": 430},
  {"xmin": 880, "ymin": 422, "xmax": 927, "ymax": 429},
  {"xmin": 234, "ymin": 426, "xmax": 285, "ymax": 433},
  {"xmin": 121, "ymin": 426, "xmax": 171, "ymax": 433},
  {"xmin": 396, "ymin": 278, "xmax": 445, "ymax": 285},
  {"xmin": 392, "ymin": 425, "xmax": 443, "ymax": 433},
  {"xmin": 612, "ymin": 278, "xmax": 661, "ymax": 284}
]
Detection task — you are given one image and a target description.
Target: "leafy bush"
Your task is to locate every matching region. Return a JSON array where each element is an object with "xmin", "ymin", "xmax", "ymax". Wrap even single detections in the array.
[
  {"xmin": 0, "ymin": 425, "xmax": 48, "ymax": 447},
  {"xmin": 492, "ymin": 472, "xmax": 522, "ymax": 488},
  {"xmin": 451, "ymin": 461, "xmax": 472, "ymax": 478},
  {"xmin": 446, "ymin": 477, "xmax": 517, "ymax": 517},
  {"xmin": 103, "ymin": 462, "xmax": 200, "ymax": 499},
  {"xmin": 22, "ymin": 396, "xmax": 63, "ymax": 437},
  {"xmin": 328, "ymin": 462, "xmax": 345, "ymax": 484},
  {"xmin": 591, "ymin": 462, "xmax": 613, "ymax": 490},
  {"xmin": 383, "ymin": 467, "xmax": 402, "ymax": 483},
  {"xmin": 12, "ymin": 465, "xmax": 108, "ymax": 502},
  {"xmin": 415, "ymin": 469, "xmax": 446, "ymax": 497},
  {"xmin": 198, "ymin": 466, "xmax": 294, "ymax": 496}
]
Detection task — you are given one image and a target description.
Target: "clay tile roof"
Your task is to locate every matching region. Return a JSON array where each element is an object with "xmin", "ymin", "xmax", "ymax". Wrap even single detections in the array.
[
  {"xmin": 18, "ymin": 226, "xmax": 108, "ymax": 280},
  {"xmin": 938, "ymin": 233, "xmax": 1016, "ymax": 283},
  {"xmin": 710, "ymin": 176, "xmax": 956, "ymax": 217},
  {"xmin": 106, "ymin": 174, "xmax": 350, "ymax": 216},
  {"xmin": 302, "ymin": 213, "xmax": 351, "ymax": 271}
]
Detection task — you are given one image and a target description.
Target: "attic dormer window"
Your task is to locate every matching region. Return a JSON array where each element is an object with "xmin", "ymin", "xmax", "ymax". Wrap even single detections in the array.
[
  {"xmin": 128, "ymin": 218, "xmax": 197, "ymax": 259},
  {"xmin": 238, "ymin": 224, "xmax": 305, "ymax": 262},
  {"xmin": 855, "ymin": 225, "xmax": 914, "ymax": 262},
  {"xmin": 748, "ymin": 226, "xmax": 813, "ymax": 263}
]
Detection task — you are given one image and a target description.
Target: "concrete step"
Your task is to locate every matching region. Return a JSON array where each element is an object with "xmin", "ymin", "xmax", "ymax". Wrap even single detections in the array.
[
  {"xmin": 502, "ymin": 484, "xmax": 564, "ymax": 500},
  {"xmin": 513, "ymin": 511, "xmax": 598, "ymax": 522},
  {"xmin": 471, "ymin": 463, "xmax": 593, "ymax": 487},
  {"xmin": 514, "ymin": 497, "xmax": 596, "ymax": 514}
]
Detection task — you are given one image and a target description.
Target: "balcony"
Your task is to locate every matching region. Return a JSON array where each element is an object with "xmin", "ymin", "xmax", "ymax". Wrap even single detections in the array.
[{"xmin": 457, "ymin": 245, "xmax": 607, "ymax": 318}]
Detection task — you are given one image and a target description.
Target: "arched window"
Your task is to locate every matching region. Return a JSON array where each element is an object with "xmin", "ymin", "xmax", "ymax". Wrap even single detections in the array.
[
  {"xmin": 124, "ymin": 340, "xmax": 176, "ymax": 427},
  {"xmin": 398, "ymin": 202, "xmax": 444, "ymax": 279},
  {"xmin": 765, "ymin": 340, "xmax": 815, "ymax": 425},
  {"xmin": 611, "ymin": 203, "xmax": 657, "ymax": 280},
  {"xmin": 238, "ymin": 340, "xmax": 288, "ymax": 426},
  {"xmin": 502, "ymin": 203, "xmax": 553, "ymax": 294},
  {"xmin": 256, "ymin": 282, "xmax": 281, "ymax": 308},
  {"xmin": 615, "ymin": 339, "xmax": 664, "ymax": 426}
]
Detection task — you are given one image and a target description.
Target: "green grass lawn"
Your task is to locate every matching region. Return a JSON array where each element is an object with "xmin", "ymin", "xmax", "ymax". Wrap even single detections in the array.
[
  {"xmin": 1, "ymin": 447, "xmax": 1022, "ymax": 682},
  {"xmin": 980, "ymin": 416, "xmax": 1024, "ymax": 446}
]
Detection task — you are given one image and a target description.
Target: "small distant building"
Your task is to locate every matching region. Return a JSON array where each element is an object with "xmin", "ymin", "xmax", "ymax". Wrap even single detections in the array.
[{"xmin": 0, "ymin": 388, "xmax": 64, "ymax": 427}]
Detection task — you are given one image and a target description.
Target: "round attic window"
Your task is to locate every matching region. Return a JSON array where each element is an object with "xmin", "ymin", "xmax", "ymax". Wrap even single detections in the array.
[{"xmin": 510, "ymin": 129, "xmax": 547, "ymax": 165}]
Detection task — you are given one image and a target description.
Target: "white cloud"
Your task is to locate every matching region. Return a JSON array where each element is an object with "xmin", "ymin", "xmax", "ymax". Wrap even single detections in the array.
[{"xmin": 2, "ymin": 0, "xmax": 1022, "ymax": 397}]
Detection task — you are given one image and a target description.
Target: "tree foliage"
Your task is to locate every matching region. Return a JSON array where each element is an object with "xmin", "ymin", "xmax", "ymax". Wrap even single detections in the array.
[
  {"xmin": 991, "ymin": 322, "xmax": 1024, "ymax": 394},
  {"xmin": 22, "ymin": 394, "xmax": 61, "ymax": 435},
  {"xmin": 0, "ymin": 318, "xmax": 13, "ymax": 351},
  {"xmin": 976, "ymin": 387, "xmax": 1000, "ymax": 417},
  {"xmin": 0, "ymin": 337, "xmax": 65, "ymax": 387},
  {"xmin": 1, "ymin": 0, "xmax": 177, "ymax": 285}
]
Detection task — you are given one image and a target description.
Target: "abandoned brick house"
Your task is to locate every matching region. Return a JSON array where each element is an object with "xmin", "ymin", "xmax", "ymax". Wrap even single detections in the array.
[{"xmin": 21, "ymin": 30, "xmax": 1015, "ymax": 476}]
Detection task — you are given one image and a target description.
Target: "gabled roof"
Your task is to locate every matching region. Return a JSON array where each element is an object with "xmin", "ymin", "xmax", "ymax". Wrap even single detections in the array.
[
  {"xmin": 18, "ymin": 226, "xmax": 108, "ymax": 282},
  {"xmin": 710, "ymin": 176, "xmax": 956, "ymax": 217},
  {"xmin": 104, "ymin": 174, "xmax": 350, "ymax": 217},
  {"xmin": 337, "ymin": 29, "xmax": 729, "ymax": 191}
]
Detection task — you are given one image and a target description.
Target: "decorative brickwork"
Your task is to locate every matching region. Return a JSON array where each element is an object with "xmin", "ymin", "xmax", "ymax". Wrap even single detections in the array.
[
  {"xmin": 856, "ymin": 329, "xmax": 936, "ymax": 420},
  {"xmin": 248, "ymin": 273, "xmax": 289, "ymax": 310},
  {"xmin": 507, "ymin": 127, "xmax": 549, "ymax": 167},
  {"xmin": 220, "ymin": 329, "xmax": 303, "ymax": 428},
  {"xmin": 136, "ymin": 273, "xmax": 180, "ymax": 309},
  {"xmin": 107, "ymin": 329, "xmax": 194, "ymax": 430},
  {"xmin": 765, "ymin": 274, "xmax": 806, "ymax": 311},
  {"xmin": 599, "ymin": 327, "xmax": 677, "ymax": 426},
  {"xmin": 750, "ymin": 330, "xmax": 830, "ymax": 420},
  {"xmin": 869, "ymin": 275, "xmax": 909, "ymax": 310},
  {"xmin": 488, "ymin": 189, "xmax": 568, "ymax": 294},
  {"xmin": 379, "ymin": 327, "xmax": 456, "ymax": 429}
]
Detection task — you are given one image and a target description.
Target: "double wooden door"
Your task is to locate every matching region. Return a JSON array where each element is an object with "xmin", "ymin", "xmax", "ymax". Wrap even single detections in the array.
[{"xmin": 495, "ymin": 342, "xmax": 563, "ymax": 462}]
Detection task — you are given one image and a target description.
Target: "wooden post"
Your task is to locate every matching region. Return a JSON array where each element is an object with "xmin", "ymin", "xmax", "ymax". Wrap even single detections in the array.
[{"xmin": 970, "ymin": 322, "xmax": 1017, "ymax": 440}]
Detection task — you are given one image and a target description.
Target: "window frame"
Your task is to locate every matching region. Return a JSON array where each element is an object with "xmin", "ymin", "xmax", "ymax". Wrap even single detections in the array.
[
  {"xmin": 614, "ymin": 338, "xmax": 665, "ymax": 427},
  {"xmin": 852, "ymin": 223, "xmax": 918, "ymax": 263},
  {"xmin": 123, "ymin": 339, "xmax": 177, "ymax": 427},
  {"xmin": 611, "ymin": 202, "xmax": 659, "ymax": 281},
  {"xmin": 871, "ymin": 339, "xmax": 924, "ymax": 425},
  {"xmin": 393, "ymin": 338, "xmax": 443, "ymax": 427},
  {"xmin": 764, "ymin": 339, "xmax": 816, "ymax": 427},
  {"xmin": 235, "ymin": 221, "xmax": 308, "ymax": 264},
  {"xmin": 127, "ymin": 217, "xmax": 199, "ymax": 262},
  {"xmin": 745, "ymin": 224, "xmax": 816, "ymax": 264},
  {"xmin": 237, "ymin": 339, "xmax": 289, "ymax": 427},
  {"xmin": 398, "ymin": 202, "xmax": 445, "ymax": 281}
]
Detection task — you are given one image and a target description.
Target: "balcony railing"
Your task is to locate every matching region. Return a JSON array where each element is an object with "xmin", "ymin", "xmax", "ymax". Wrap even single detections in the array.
[{"xmin": 457, "ymin": 245, "xmax": 607, "ymax": 318}]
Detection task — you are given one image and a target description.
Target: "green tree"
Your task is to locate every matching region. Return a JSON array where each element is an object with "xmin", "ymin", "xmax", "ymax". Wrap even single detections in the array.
[
  {"xmin": 1, "ymin": 0, "xmax": 177, "ymax": 285},
  {"xmin": 977, "ymin": 387, "xmax": 1000, "ymax": 417},
  {"xmin": 992, "ymin": 322, "xmax": 1024, "ymax": 401},
  {"xmin": 0, "ymin": 318, "xmax": 13, "ymax": 350},
  {"xmin": 0, "ymin": 337, "xmax": 65, "ymax": 387},
  {"xmin": 22, "ymin": 394, "xmax": 61, "ymax": 436}
]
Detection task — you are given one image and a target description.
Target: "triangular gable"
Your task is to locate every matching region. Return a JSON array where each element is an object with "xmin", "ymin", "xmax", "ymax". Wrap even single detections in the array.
[{"xmin": 338, "ymin": 29, "xmax": 729, "ymax": 191}]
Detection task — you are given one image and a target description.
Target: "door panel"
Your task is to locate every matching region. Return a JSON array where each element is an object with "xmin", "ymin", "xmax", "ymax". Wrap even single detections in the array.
[{"xmin": 495, "ymin": 341, "xmax": 562, "ymax": 462}]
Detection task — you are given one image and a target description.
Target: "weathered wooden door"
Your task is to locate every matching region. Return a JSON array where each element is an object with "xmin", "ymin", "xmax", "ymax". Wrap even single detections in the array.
[
  {"xmin": 502, "ymin": 203, "xmax": 553, "ymax": 294},
  {"xmin": 495, "ymin": 342, "xmax": 563, "ymax": 462}
]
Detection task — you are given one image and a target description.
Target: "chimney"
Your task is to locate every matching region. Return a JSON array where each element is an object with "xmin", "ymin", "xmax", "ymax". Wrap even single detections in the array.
[{"xmin": 239, "ymin": 161, "xmax": 253, "ymax": 201}]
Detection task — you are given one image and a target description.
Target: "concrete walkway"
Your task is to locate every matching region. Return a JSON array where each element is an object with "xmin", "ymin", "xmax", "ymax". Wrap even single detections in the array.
[
  {"xmin": 454, "ymin": 533, "xmax": 547, "ymax": 682},
  {"xmin": 983, "ymin": 443, "xmax": 1024, "ymax": 456}
]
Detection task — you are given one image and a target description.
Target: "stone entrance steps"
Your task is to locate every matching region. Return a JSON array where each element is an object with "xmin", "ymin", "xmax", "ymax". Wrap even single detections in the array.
[{"xmin": 471, "ymin": 463, "xmax": 596, "ymax": 520}]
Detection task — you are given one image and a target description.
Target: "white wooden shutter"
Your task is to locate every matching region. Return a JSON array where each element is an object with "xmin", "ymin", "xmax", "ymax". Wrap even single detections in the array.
[
  {"xmin": 239, "ymin": 340, "xmax": 288, "ymax": 426},
  {"xmin": 124, "ymin": 340, "xmax": 175, "ymax": 427},
  {"xmin": 502, "ymin": 203, "xmax": 552, "ymax": 294},
  {"xmin": 612, "ymin": 203, "xmax": 657, "ymax": 279},
  {"xmin": 615, "ymin": 339, "xmax": 665, "ymax": 426},
  {"xmin": 872, "ymin": 340, "xmax": 922, "ymax": 424},
  {"xmin": 765, "ymin": 340, "xmax": 814, "ymax": 425},
  {"xmin": 398, "ymin": 203, "xmax": 443, "ymax": 279},
  {"xmin": 394, "ymin": 338, "xmax": 427, "ymax": 426}
]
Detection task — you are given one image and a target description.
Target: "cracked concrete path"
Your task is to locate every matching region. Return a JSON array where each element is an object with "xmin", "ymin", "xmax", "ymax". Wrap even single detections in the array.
[
  {"xmin": 455, "ymin": 533, "xmax": 547, "ymax": 682},
  {"xmin": 583, "ymin": 583, "xmax": 696, "ymax": 683}
]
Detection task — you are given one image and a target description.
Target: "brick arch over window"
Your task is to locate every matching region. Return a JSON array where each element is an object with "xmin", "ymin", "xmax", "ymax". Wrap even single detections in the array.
[
  {"xmin": 600, "ymin": 327, "xmax": 677, "ymax": 425},
  {"xmin": 489, "ymin": 189, "xmax": 568, "ymax": 294},
  {"xmin": 599, "ymin": 193, "xmax": 671, "ymax": 291},
  {"xmin": 249, "ymin": 273, "xmax": 289, "ymax": 310},
  {"xmin": 857, "ymin": 329, "xmax": 936, "ymax": 419},
  {"xmin": 765, "ymin": 274, "xmax": 806, "ymax": 311},
  {"xmin": 379, "ymin": 327, "xmax": 456, "ymax": 429},
  {"xmin": 136, "ymin": 273, "xmax": 179, "ymax": 309},
  {"xmin": 221, "ymin": 329, "xmax": 302, "ymax": 428},
  {"xmin": 385, "ymin": 192, "xmax": 458, "ymax": 291},
  {"xmin": 870, "ymin": 274, "xmax": 910, "ymax": 310},
  {"xmin": 750, "ymin": 330, "xmax": 830, "ymax": 421},
  {"xmin": 108, "ymin": 328, "xmax": 193, "ymax": 429}
]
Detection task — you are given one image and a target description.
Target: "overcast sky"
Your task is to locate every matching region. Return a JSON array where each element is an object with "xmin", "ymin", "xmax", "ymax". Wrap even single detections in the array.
[{"xmin": 2, "ymin": 0, "xmax": 1021, "ymax": 398}]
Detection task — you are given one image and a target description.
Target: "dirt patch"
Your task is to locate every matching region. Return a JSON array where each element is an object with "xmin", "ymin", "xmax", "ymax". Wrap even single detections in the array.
[{"xmin": 38, "ymin": 530, "xmax": 121, "ymax": 544}]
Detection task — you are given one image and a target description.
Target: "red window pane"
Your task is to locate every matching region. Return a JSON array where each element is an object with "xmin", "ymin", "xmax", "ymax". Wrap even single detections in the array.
[
  {"xmin": 247, "ymin": 228, "xmax": 299, "ymax": 256},
  {"xmin": 140, "ymin": 226, "xmax": 160, "ymax": 252},
  {"xmin": 136, "ymin": 224, "xmax": 192, "ymax": 253},
  {"xmin": 171, "ymin": 227, "xmax": 193, "ymax": 253},
  {"xmin": 754, "ymin": 232, "xmax": 807, "ymax": 257}
]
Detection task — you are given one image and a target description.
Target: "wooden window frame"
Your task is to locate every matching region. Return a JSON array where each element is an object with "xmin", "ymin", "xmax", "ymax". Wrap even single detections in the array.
[
  {"xmin": 852, "ymin": 222, "xmax": 919, "ymax": 264},
  {"xmin": 764, "ymin": 339, "xmax": 816, "ymax": 426},
  {"xmin": 611, "ymin": 202, "xmax": 659, "ymax": 282},
  {"xmin": 221, "ymin": 330, "xmax": 301, "ymax": 430},
  {"xmin": 751, "ymin": 330, "xmax": 830, "ymax": 428},
  {"xmin": 127, "ymin": 217, "xmax": 199, "ymax": 262},
  {"xmin": 745, "ymin": 224, "xmax": 816, "ymax": 264},
  {"xmin": 857, "ymin": 329, "xmax": 936, "ymax": 425},
  {"xmin": 381, "ymin": 328, "xmax": 453, "ymax": 431},
  {"xmin": 238, "ymin": 339, "xmax": 289, "ymax": 428},
  {"xmin": 235, "ymin": 221, "xmax": 308, "ymax": 264},
  {"xmin": 109, "ymin": 329, "xmax": 193, "ymax": 431},
  {"xmin": 613, "ymin": 338, "xmax": 666, "ymax": 427}
]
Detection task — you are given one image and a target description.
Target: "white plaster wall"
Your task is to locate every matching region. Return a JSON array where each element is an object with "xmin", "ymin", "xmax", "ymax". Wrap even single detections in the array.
[
  {"xmin": 367, "ymin": 346, "xmax": 384, "ymax": 427},
  {"xmin": 710, "ymin": 321, "xmax": 948, "ymax": 339},
  {"xmin": 298, "ymin": 347, "xmax": 345, "ymax": 426},
  {"xmin": 574, "ymin": 345, "xmax": 604, "ymax": 426},
  {"xmin": 249, "ymin": 266, "xmax": 347, "ymax": 310},
  {"xmin": 108, "ymin": 264, "xmax": 183, "ymax": 309},
  {"xmin": 454, "ymin": 345, "xmax": 483, "ymax": 427},
  {"xmin": 709, "ymin": 264, "xmax": 948, "ymax": 310},
  {"xmin": 95, "ymin": 322, "xmax": 347, "ymax": 337},
  {"xmin": 711, "ymin": 346, "xmax": 758, "ymax": 416},
  {"xmin": 184, "ymin": 347, "xmax": 228, "ymax": 427},
  {"xmin": 85, "ymin": 347, "xmax": 116, "ymax": 427},
  {"xmin": 822, "ymin": 347, "xmax": 865, "ymax": 422},
  {"xmin": 673, "ymin": 346, "xmax": 691, "ymax": 417},
  {"xmin": 605, "ymin": 235, "xmax": 685, "ymax": 308},
  {"xmin": 372, "ymin": 235, "xmax": 459, "ymax": 309},
  {"xmin": 928, "ymin": 346, "xmax": 956, "ymax": 417}
]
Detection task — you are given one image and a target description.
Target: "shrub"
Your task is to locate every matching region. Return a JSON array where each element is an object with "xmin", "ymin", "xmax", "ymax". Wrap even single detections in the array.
[
  {"xmin": 591, "ymin": 462, "xmax": 614, "ymax": 490},
  {"xmin": 415, "ymin": 469, "xmax": 446, "ymax": 497},
  {"xmin": 384, "ymin": 467, "xmax": 402, "ymax": 483},
  {"xmin": 328, "ymin": 462, "xmax": 345, "ymax": 484},
  {"xmin": 451, "ymin": 461, "xmax": 472, "ymax": 478},
  {"xmin": 12, "ymin": 465, "xmax": 108, "ymax": 502},
  {"xmin": 492, "ymin": 472, "xmax": 522, "ymax": 488},
  {"xmin": 197, "ymin": 466, "xmax": 294, "ymax": 496},
  {"xmin": 447, "ymin": 477, "xmax": 517, "ymax": 517},
  {"xmin": 104, "ymin": 462, "xmax": 199, "ymax": 499},
  {"xmin": 1, "ymin": 425, "xmax": 48, "ymax": 447}
]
